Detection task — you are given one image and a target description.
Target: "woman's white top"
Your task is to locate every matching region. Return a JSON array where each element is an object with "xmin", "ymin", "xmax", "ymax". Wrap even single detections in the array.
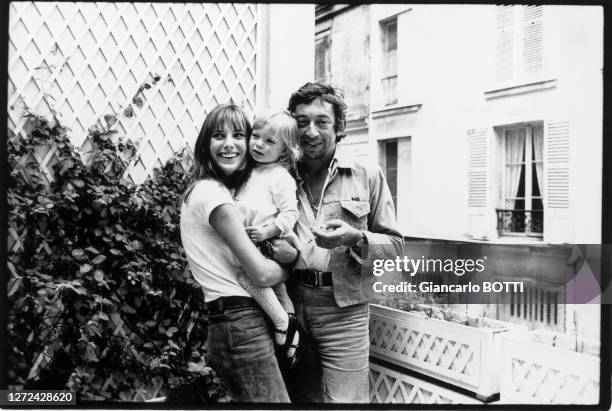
[{"xmin": 180, "ymin": 179, "xmax": 251, "ymax": 302}]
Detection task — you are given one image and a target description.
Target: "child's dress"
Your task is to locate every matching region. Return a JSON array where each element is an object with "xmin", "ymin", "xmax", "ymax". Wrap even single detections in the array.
[{"xmin": 234, "ymin": 163, "xmax": 299, "ymax": 330}]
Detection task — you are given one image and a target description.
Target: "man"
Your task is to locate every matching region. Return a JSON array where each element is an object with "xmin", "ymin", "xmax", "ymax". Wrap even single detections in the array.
[{"xmin": 271, "ymin": 82, "xmax": 403, "ymax": 403}]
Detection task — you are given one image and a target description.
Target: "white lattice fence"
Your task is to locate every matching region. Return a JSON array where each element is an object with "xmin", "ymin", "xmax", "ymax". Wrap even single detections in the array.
[
  {"xmin": 369, "ymin": 362, "xmax": 481, "ymax": 404},
  {"xmin": 500, "ymin": 333, "xmax": 599, "ymax": 404},
  {"xmin": 23, "ymin": 305, "xmax": 164, "ymax": 400},
  {"xmin": 370, "ymin": 304, "xmax": 515, "ymax": 400},
  {"xmin": 8, "ymin": 2, "xmax": 259, "ymax": 185}
]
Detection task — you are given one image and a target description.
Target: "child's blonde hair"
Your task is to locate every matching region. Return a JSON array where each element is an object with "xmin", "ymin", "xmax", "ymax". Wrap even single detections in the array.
[{"xmin": 252, "ymin": 109, "xmax": 301, "ymax": 169}]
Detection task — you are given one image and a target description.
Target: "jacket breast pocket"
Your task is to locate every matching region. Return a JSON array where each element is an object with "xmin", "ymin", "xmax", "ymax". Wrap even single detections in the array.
[{"xmin": 339, "ymin": 200, "xmax": 370, "ymax": 230}]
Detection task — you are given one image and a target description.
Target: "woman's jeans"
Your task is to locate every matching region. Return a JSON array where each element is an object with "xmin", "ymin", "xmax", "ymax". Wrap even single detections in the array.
[{"xmin": 207, "ymin": 305, "xmax": 289, "ymax": 402}]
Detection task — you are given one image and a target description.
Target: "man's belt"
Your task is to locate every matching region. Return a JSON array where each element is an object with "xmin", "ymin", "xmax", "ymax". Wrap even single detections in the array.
[
  {"xmin": 294, "ymin": 269, "xmax": 333, "ymax": 288},
  {"xmin": 205, "ymin": 296, "xmax": 257, "ymax": 314}
]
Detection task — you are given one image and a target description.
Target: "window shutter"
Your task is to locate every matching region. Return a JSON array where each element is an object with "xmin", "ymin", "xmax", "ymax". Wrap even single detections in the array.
[
  {"xmin": 467, "ymin": 128, "xmax": 489, "ymax": 238},
  {"xmin": 522, "ymin": 5, "xmax": 543, "ymax": 77},
  {"xmin": 496, "ymin": 5, "xmax": 514, "ymax": 83},
  {"xmin": 315, "ymin": 36, "xmax": 329, "ymax": 83},
  {"xmin": 546, "ymin": 121, "xmax": 570, "ymax": 208},
  {"xmin": 544, "ymin": 120, "xmax": 571, "ymax": 242}
]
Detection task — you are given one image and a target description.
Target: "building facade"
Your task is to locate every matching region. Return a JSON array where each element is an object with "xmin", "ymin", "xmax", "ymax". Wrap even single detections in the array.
[{"xmin": 316, "ymin": 4, "xmax": 603, "ymax": 338}]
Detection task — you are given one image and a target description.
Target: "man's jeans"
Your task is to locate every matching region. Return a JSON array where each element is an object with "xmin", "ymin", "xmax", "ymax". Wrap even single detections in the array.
[
  {"xmin": 286, "ymin": 284, "xmax": 370, "ymax": 403},
  {"xmin": 207, "ymin": 305, "xmax": 290, "ymax": 402}
]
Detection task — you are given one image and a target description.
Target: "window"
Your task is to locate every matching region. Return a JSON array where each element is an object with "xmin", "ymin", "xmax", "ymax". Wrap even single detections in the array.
[
  {"xmin": 379, "ymin": 137, "xmax": 410, "ymax": 222},
  {"xmin": 384, "ymin": 140, "xmax": 398, "ymax": 214},
  {"xmin": 497, "ymin": 125, "xmax": 544, "ymax": 237},
  {"xmin": 380, "ymin": 18, "xmax": 398, "ymax": 106},
  {"xmin": 495, "ymin": 5, "xmax": 544, "ymax": 84},
  {"xmin": 315, "ymin": 32, "xmax": 330, "ymax": 83}
]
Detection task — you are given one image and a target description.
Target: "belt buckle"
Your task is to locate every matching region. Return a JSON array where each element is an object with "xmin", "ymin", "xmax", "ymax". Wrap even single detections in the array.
[{"xmin": 303, "ymin": 270, "xmax": 318, "ymax": 288}]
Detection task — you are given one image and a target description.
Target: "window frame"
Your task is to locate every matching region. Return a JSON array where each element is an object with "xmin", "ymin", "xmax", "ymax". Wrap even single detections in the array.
[
  {"xmin": 383, "ymin": 139, "xmax": 398, "ymax": 215},
  {"xmin": 380, "ymin": 17, "xmax": 398, "ymax": 106},
  {"xmin": 498, "ymin": 123, "xmax": 545, "ymax": 238}
]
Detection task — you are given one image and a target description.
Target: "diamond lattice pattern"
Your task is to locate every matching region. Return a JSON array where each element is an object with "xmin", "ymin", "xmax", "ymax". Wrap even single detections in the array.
[
  {"xmin": 509, "ymin": 358, "xmax": 599, "ymax": 404},
  {"xmin": 8, "ymin": 2, "xmax": 259, "ymax": 185},
  {"xmin": 7, "ymin": 7, "xmax": 259, "ymax": 386},
  {"xmin": 369, "ymin": 363, "xmax": 480, "ymax": 404},
  {"xmin": 370, "ymin": 315, "xmax": 476, "ymax": 379}
]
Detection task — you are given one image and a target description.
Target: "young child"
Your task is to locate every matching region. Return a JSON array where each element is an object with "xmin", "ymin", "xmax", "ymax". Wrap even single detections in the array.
[{"xmin": 234, "ymin": 109, "xmax": 301, "ymax": 365}]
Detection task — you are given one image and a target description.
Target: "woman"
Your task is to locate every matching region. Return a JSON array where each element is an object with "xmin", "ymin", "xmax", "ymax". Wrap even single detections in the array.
[{"xmin": 180, "ymin": 104, "xmax": 295, "ymax": 402}]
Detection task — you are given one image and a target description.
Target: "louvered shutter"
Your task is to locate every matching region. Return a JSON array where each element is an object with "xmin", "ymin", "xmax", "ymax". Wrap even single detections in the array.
[
  {"xmin": 315, "ymin": 36, "xmax": 329, "ymax": 83},
  {"xmin": 496, "ymin": 5, "xmax": 514, "ymax": 83},
  {"xmin": 496, "ymin": 5, "xmax": 544, "ymax": 84},
  {"xmin": 522, "ymin": 5, "xmax": 543, "ymax": 77},
  {"xmin": 544, "ymin": 120, "xmax": 571, "ymax": 242},
  {"xmin": 467, "ymin": 128, "xmax": 489, "ymax": 239}
]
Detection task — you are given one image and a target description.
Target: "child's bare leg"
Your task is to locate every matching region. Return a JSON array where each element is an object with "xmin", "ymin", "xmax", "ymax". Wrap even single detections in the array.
[
  {"xmin": 272, "ymin": 282, "xmax": 295, "ymax": 314},
  {"xmin": 237, "ymin": 271, "xmax": 288, "ymax": 345}
]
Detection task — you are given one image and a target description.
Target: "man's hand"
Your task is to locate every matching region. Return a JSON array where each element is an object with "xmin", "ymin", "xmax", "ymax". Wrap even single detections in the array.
[
  {"xmin": 269, "ymin": 238, "xmax": 299, "ymax": 264},
  {"xmin": 311, "ymin": 219, "xmax": 363, "ymax": 249}
]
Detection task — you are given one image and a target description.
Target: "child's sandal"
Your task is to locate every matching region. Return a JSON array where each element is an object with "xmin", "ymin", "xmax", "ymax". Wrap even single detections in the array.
[
  {"xmin": 274, "ymin": 327, "xmax": 288, "ymax": 344},
  {"xmin": 276, "ymin": 313, "xmax": 299, "ymax": 369}
]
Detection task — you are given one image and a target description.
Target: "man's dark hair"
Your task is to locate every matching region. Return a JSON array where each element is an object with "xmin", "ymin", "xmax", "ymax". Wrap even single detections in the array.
[{"xmin": 287, "ymin": 82, "xmax": 347, "ymax": 142}]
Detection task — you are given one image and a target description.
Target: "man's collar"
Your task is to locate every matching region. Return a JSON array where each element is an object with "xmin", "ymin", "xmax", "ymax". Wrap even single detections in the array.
[
  {"xmin": 332, "ymin": 149, "xmax": 357, "ymax": 170},
  {"xmin": 295, "ymin": 149, "xmax": 356, "ymax": 183}
]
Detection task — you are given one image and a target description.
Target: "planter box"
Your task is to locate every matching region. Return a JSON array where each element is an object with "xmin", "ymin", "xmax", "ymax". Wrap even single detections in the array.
[
  {"xmin": 500, "ymin": 331, "xmax": 600, "ymax": 404},
  {"xmin": 369, "ymin": 304, "xmax": 522, "ymax": 401},
  {"xmin": 370, "ymin": 362, "xmax": 482, "ymax": 404}
]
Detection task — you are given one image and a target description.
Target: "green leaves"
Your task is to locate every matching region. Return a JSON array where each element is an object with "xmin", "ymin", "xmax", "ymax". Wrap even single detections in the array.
[
  {"xmin": 132, "ymin": 96, "xmax": 144, "ymax": 108},
  {"xmin": 103, "ymin": 114, "xmax": 117, "ymax": 128},
  {"xmin": 8, "ymin": 277, "xmax": 23, "ymax": 298},
  {"xmin": 72, "ymin": 249, "xmax": 88, "ymax": 261},
  {"xmin": 8, "ymin": 109, "xmax": 215, "ymax": 403},
  {"xmin": 93, "ymin": 270, "xmax": 104, "ymax": 282},
  {"xmin": 123, "ymin": 106, "xmax": 134, "ymax": 118},
  {"xmin": 92, "ymin": 255, "xmax": 106, "ymax": 265}
]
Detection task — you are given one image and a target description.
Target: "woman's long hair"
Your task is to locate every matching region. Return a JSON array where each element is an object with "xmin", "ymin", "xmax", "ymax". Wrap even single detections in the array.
[{"xmin": 183, "ymin": 104, "xmax": 253, "ymax": 203}]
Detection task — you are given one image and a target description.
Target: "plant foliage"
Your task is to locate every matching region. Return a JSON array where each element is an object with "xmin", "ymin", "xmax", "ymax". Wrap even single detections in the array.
[{"xmin": 7, "ymin": 106, "xmax": 226, "ymax": 402}]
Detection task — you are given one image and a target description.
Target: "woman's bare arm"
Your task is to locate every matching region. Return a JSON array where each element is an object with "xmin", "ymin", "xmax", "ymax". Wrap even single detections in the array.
[{"xmin": 210, "ymin": 203, "xmax": 287, "ymax": 287}]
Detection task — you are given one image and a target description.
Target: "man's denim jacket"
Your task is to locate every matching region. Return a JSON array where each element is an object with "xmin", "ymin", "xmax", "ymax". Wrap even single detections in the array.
[{"xmin": 292, "ymin": 150, "xmax": 404, "ymax": 307}]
